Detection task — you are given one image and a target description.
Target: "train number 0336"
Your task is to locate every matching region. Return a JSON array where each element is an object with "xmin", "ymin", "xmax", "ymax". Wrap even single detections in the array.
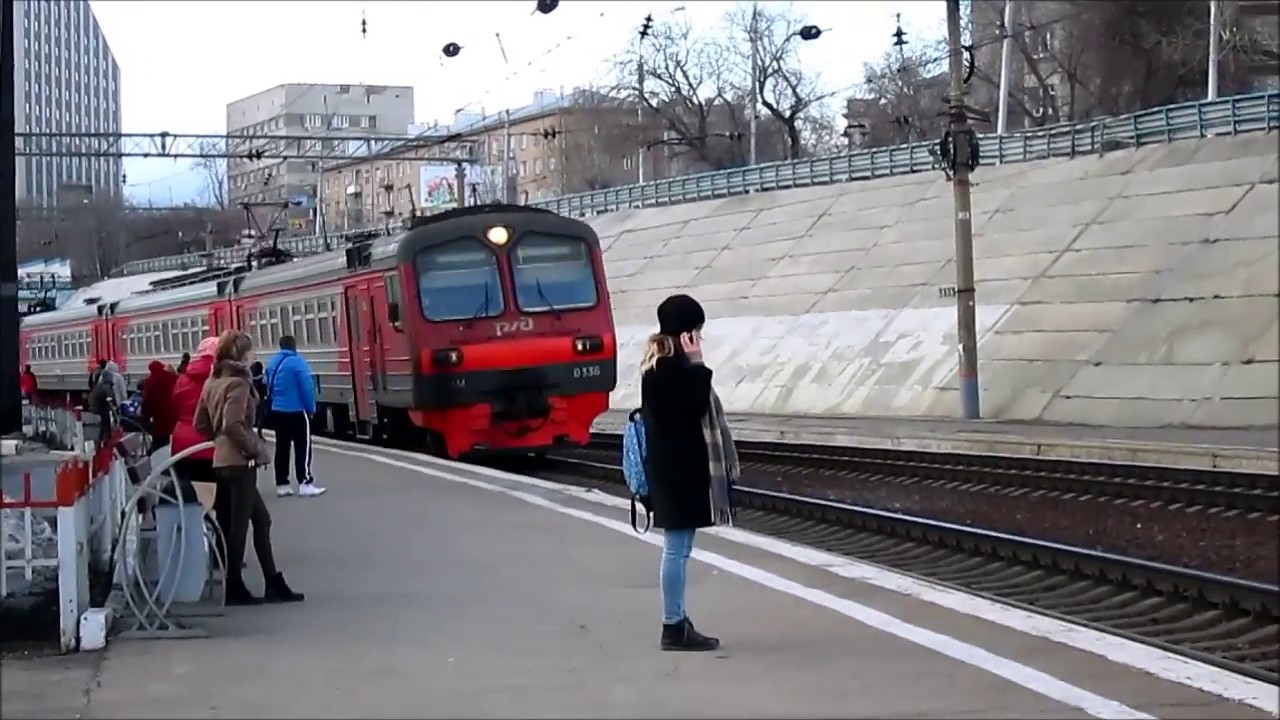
[{"xmin": 573, "ymin": 365, "xmax": 602, "ymax": 378}]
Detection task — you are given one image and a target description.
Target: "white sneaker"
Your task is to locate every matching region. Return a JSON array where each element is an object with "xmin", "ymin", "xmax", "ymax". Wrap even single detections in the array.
[
  {"xmin": 298, "ymin": 483, "xmax": 327, "ymax": 498},
  {"xmin": 276, "ymin": 485, "xmax": 296, "ymax": 497}
]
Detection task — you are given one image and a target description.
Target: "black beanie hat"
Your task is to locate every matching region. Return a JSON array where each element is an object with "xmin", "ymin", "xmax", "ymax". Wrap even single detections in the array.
[{"xmin": 657, "ymin": 294, "xmax": 706, "ymax": 336}]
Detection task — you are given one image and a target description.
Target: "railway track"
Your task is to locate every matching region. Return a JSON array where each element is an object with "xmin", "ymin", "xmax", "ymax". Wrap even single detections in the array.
[
  {"xmin": 579, "ymin": 434, "xmax": 1280, "ymax": 514},
  {"xmin": 534, "ymin": 446, "xmax": 1280, "ymax": 686}
]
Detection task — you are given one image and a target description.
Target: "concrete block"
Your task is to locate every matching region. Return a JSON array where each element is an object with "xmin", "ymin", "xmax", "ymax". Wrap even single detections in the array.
[
  {"xmin": 752, "ymin": 197, "xmax": 838, "ymax": 228},
  {"xmin": 1219, "ymin": 361, "xmax": 1280, "ymax": 400},
  {"xmin": 766, "ymin": 249, "xmax": 868, "ymax": 278},
  {"xmin": 1123, "ymin": 156, "xmax": 1277, "ymax": 196},
  {"xmin": 1020, "ymin": 274, "xmax": 1158, "ymax": 303},
  {"xmin": 1098, "ymin": 185, "xmax": 1251, "ymax": 223},
  {"xmin": 1215, "ymin": 183, "xmax": 1280, "ymax": 240},
  {"xmin": 999, "ymin": 302, "xmax": 1136, "ymax": 333},
  {"xmin": 680, "ymin": 210, "xmax": 757, "ymax": 237},
  {"xmin": 1047, "ymin": 244, "xmax": 1192, "ymax": 277},
  {"xmin": 1071, "ymin": 214, "xmax": 1219, "ymax": 250},
  {"xmin": 982, "ymin": 331, "xmax": 1107, "ymax": 362}
]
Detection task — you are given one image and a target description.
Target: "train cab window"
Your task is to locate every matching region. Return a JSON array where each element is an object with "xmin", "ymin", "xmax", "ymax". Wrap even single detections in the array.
[
  {"xmin": 415, "ymin": 238, "xmax": 505, "ymax": 322},
  {"xmin": 385, "ymin": 272, "xmax": 403, "ymax": 329},
  {"xmin": 511, "ymin": 233, "xmax": 599, "ymax": 313}
]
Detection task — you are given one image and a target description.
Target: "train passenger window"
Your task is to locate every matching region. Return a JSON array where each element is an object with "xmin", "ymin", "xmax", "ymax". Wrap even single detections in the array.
[
  {"xmin": 414, "ymin": 238, "xmax": 505, "ymax": 322},
  {"xmin": 318, "ymin": 298, "xmax": 335, "ymax": 345},
  {"xmin": 303, "ymin": 300, "xmax": 319, "ymax": 344},
  {"xmin": 511, "ymin": 233, "xmax": 599, "ymax": 313}
]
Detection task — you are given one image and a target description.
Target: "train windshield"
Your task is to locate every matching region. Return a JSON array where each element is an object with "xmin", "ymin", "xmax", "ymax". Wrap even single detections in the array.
[
  {"xmin": 511, "ymin": 233, "xmax": 598, "ymax": 313},
  {"xmin": 415, "ymin": 238, "xmax": 505, "ymax": 322}
]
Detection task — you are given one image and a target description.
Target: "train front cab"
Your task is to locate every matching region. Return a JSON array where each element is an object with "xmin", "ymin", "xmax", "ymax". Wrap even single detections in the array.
[{"xmin": 392, "ymin": 208, "xmax": 617, "ymax": 458}]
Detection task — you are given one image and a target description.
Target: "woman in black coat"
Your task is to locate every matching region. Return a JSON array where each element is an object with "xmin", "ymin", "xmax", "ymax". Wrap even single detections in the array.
[{"xmin": 640, "ymin": 293, "xmax": 721, "ymax": 652}]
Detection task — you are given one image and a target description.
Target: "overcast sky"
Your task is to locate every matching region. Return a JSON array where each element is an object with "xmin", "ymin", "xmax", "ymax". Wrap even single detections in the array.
[{"xmin": 88, "ymin": 0, "xmax": 945, "ymax": 206}]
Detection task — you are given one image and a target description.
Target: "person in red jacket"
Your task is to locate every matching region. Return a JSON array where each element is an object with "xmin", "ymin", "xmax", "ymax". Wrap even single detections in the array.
[
  {"xmin": 20, "ymin": 365, "xmax": 38, "ymax": 402},
  {"xmin": 170, "ymin": 337, "xmax": 220, "ymax": 474},
  {"xmin": 140, "ymin": 360, "xmax": 180, "ymax": 449}
]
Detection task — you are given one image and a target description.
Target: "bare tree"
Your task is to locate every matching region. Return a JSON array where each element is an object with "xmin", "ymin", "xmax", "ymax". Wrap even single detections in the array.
[
  {"xmin": 194, "ymin": 138, "xmax": 228, "ymax": 210},
  {"xmin": 724, "ymin": 3, "xmax": 839, "ymax": 160},
  {"xmin": 609, "ymin": 15, "xmax": 750, "ymax": 172},
  {"xmin": 850, "ymin": 38, "xmax": 951, "ymax": 148}
]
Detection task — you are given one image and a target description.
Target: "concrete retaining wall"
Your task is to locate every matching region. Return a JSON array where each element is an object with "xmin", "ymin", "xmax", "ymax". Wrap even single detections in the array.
[{"xmin": 589, "ymin": 133, "xmax": 1280, "ymax": 428}]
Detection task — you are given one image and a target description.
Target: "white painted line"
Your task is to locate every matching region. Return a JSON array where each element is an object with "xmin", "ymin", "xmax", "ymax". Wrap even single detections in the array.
[
  {"xmin": 313, "ymin": 437, "xmax": 1279, "ymax": 715},
  {"xmin": 316, "ymin": 443, "xmax": 1151, "ymax": 720}
]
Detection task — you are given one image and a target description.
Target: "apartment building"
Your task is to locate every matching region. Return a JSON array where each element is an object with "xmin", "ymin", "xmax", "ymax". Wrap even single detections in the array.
[
  {"xmin": 225, "ymin": 83, "xmax": 414, "ymax": 234},
  {"xmin": 12, "ymin": 0, "xmax": 122, "ymax": 207}
]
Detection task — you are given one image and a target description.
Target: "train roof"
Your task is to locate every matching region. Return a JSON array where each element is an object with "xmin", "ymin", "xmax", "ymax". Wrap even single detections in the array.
[{"xmin": 22, "ymin": 204, "xmax": 596, "ymax": 330}]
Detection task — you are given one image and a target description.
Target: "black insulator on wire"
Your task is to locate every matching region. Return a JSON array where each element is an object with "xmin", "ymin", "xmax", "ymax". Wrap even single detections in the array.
[
  {"xmin": 442, "ymin": 42, "xmax": 462, "ymax": 58},
  {"xmin": 536, "ymin": 0, "xmax": 559, "ymax": 15}
]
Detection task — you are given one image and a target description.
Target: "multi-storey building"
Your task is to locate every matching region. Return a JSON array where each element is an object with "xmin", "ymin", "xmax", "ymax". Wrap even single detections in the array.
[
  {"xmin": 12, "ymin": 0, "xmax": 122, "ymax": 207},
  {"xmin": 225, "ymin": 83, "xmax": 414, "ymax": 234}
]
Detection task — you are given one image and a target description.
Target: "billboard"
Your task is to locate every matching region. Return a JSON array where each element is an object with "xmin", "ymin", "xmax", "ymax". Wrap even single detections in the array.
[{"xmin": 418, "ymin": 162, "xmax": 505, "ymax": 213}]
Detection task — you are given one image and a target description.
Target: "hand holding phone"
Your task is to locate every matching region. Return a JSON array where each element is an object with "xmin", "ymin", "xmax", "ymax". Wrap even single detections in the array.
[{"xmin": 679, "ymin": 331, "xmax": 703, "ymax": 362}]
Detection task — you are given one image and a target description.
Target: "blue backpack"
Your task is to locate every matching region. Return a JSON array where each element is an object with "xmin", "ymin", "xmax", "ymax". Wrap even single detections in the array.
[{"xmin": 621, "ymin": 408, "xmax": 652, "ymax": 534}]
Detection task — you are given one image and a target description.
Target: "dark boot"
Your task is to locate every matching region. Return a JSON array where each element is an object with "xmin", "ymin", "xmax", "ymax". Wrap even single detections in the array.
[
  {"xmin": 263, "ymin": 572, "xmax": 305, "ymax": 603},
  {"xmin": 225, "ymin": 576, "xmax": 263, "ymax": 606},
  {"xmin": 660, "ymin": 617, "xmax": 719, "ymax": 651}
]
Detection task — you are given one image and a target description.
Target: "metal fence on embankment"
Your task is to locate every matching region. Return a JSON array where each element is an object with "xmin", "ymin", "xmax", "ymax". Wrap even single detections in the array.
[{"xmin": 111, "ymin": 91, "xmax": 1279, "ymax": 278}]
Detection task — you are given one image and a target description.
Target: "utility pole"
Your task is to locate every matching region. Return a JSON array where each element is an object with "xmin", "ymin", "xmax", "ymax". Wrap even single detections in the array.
[
  {"xmin": 1, "ymin": 0, "xmax": 20, "ymax": 435},
  {"xmin": 503, "ymin": 109, "xmax": 514, "ymax": 203},
  {"xmin": 995, "ymin": 0, "xmax": 1016, "ymax": 135},
  {"xmin": 1207, "ymin": 0, "xmax": 1220, "ymax": 100},
  {"xmin": 946, "ymin": 0, "xmax": 981, "ymax": 420},
  {"xmin": 454, "ymin": 162, "xmax": 467, "ymax": 208},
  {"xmin": 747, "ymin": 0, "xmax": 760, "ymax": 166}
]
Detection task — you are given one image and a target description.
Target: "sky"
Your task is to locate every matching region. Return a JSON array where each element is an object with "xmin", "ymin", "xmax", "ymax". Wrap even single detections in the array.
[{"xmin": 89, "ymin": 0, "xmax": 947, "ymax": 207}]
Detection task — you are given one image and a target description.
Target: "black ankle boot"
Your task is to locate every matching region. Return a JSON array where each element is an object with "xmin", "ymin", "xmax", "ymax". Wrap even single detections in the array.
[
  {"xmin": 225, "ymin": 576, "xmax": 263, "ymax": 606},
  {"xmin": 661, "ymin": 617, "xmax": 720, "ymax": 651},
  {"xmin": 263, "ymin": 572, "xmax": 305, "ymax": 603}
]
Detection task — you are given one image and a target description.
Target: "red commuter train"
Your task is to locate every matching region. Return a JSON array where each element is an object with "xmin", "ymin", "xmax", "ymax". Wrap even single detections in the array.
[{"xmin": 19, "ymin": 204, "xmax": 618, "ymax": 459}]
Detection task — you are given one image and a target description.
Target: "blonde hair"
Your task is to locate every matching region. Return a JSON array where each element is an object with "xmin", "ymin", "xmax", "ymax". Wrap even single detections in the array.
[
  {"xmin": 639, "ymin": 333, "xmax": 674, "ymax": 373},
  {"xmin": 214, "ymin": 330, "xmax": 254, "ymax": 367}
]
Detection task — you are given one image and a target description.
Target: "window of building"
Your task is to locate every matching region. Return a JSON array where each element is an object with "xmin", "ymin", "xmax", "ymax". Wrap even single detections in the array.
[{"xmin": 534, "ymin": 158, "xmax": 542, "ymax": 174}]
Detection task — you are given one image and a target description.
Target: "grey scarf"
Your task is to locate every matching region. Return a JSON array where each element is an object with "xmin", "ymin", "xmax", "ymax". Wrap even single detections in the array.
[{"xmin": 701, "ymin": 387, "xmax": 739, "ymax": 527}]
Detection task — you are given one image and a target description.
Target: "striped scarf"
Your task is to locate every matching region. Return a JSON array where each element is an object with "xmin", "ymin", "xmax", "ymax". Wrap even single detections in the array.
[{"xmin": 701, "ymin": 387, "xmax": 739, "ymax": 527}]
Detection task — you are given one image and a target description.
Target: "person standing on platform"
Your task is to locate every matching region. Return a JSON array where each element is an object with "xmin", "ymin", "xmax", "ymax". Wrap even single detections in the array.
[
  {"xmin": 194, "ymin": 330, "xmax": 304, "ymax": 606},
  {"xmin": 264, "ymin": 335, "xmax": 326, "ymax": 498},
  {"xmin": 141, "ymin": 360, "xmax": 179, "ymax": 449},
  {"xmin": 249, "ymin": 360, "xmax": 268, "ymax": 439},
  {"xmin": 639, "ymin": 293, "xmax": 739, "ymax": 652},
  {"xmin": 176, "ymin": 352, "xmax": 191, "ymax": 375},
  {"xmin": 19, "ymin": 364, "xmax": 37, "ymax": 403},
  {"xmin": 89, "ymin": 358, "xmax": 107, "ymax": 390}
]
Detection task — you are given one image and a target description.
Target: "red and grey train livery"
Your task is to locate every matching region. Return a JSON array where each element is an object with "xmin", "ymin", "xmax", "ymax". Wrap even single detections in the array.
[{"xmin": 19, "ymin": 204, "xmax": 618, "ymax": 459}]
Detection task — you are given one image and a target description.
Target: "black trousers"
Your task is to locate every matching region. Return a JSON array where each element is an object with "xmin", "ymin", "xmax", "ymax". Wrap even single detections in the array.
[
  {"xmin": 271, "ymin": 411, "xmax": 314, "ymax": 487},
  {"xmin": 211, "ymin": 465, "xmax": 278, "ymax": 584}
]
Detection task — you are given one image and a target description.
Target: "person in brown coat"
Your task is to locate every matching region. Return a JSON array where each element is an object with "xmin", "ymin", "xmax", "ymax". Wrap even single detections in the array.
[{"xmin": 194, "ymin": 330, "xmax": 303, "ymax": 606}]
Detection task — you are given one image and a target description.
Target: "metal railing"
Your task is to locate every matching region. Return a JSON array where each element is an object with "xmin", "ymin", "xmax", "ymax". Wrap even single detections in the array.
[{"xmin": 109, "ymin": 91, "xmax": 1279, "ymax": 278}]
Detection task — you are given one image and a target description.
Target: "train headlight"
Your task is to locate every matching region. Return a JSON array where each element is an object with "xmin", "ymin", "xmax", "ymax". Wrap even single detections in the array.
[
  {"xmin": 485, "ymin": 225, "xmax": 511, "ymax": 247},
  {"xmin": 573, "ymin": 336, "xmax": 604, "ymax": 354},
  {"xmin": 431, "ymin": 347, "xmax": 464, "ymax": 367}
]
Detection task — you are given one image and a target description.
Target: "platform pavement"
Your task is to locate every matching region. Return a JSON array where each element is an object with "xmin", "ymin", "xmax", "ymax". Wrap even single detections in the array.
[
  {"xmin": 592, "ymin": 410, "xmax": 1280, "ymax": 475},
  {"xmin": 4, "ymin": 444, "xmax": 1277, "ymax": 719}
]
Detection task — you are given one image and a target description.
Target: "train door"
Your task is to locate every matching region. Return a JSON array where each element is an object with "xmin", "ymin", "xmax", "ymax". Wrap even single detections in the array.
[
  {"xmin": 211, "ymin": 304, "xmax": 232, "ymax": 334},
  {"xmin": 343, "ymin": 284, "xmax": 377, "ymax": 427}
]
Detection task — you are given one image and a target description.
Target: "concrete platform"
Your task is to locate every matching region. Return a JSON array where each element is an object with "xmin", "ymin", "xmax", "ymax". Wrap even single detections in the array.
[
  {"xmin": 4, "ymin": 442, "xmax": 1276, "ymax": 718},
  {"xmin": 593, "ymin": 410, "xmax": 1280, "ymax": 474}
]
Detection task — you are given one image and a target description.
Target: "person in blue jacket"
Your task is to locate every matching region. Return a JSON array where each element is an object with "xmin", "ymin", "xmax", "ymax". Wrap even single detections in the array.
[{"xmin": 264, "ymin": 335, "xmax": 327, "ymax": 498}]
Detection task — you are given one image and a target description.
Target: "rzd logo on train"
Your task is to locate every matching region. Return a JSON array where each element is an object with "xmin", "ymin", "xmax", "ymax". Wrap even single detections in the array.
[{"xmin": 493, "ymin": 317, "xmax": 534, "ymax": 337}]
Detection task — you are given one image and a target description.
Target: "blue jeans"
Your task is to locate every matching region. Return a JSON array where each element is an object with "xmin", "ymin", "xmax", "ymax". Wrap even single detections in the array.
[{"xmin": 660, "ymin": 529, "xmax": 697, "ymax": 624}]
